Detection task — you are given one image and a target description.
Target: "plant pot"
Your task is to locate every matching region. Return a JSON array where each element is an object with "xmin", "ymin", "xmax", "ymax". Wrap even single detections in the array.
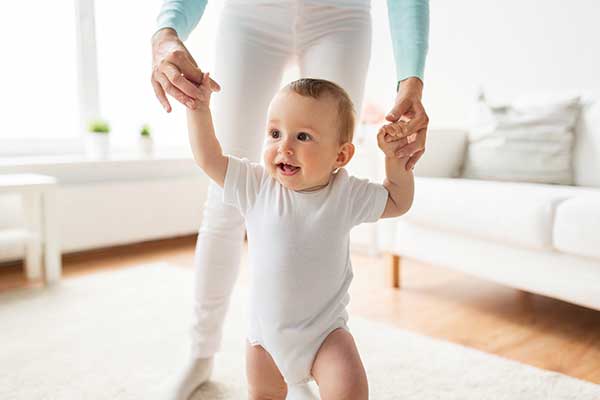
[
  {"xmin": 138, "ymin": 137, "xmax": 154, "ymax": 157},
  {"xmin": 86, "ymin": 133, "xmax": 110, "ymax": 159}
]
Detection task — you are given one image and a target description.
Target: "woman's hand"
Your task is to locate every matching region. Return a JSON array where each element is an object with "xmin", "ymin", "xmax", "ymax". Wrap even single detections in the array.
[
  {"xmin": 151, "ymin": 28, "xmax": 221, "ymax": 112},
  {"xmin": 385, "ymin": 77, "xmax": 429, "ymax": 170}
]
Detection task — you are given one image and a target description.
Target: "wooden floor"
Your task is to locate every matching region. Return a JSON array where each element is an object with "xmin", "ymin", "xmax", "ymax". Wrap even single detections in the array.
[{"xmin": 2, "ymin": 235, "xmax": 599, "ymax": 384}]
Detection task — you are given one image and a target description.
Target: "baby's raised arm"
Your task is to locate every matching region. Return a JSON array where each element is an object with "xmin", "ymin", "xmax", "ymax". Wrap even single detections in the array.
[
  {"xmin": 186, "ymin": 72, "xmax": 228, "ymax": 187},
  {"xmin": 377, "ymin": 122, "xmax": 415, "ymax": 218}
]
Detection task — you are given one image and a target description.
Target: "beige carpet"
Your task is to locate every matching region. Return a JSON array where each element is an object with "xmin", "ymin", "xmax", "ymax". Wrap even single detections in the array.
[{"xmin": 0, "ymin": 263, "xmax": 598, "ymax": 399}]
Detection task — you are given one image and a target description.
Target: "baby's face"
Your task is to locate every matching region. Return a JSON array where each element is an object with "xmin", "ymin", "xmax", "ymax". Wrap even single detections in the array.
[{"xmin": 263, "ymin": 90, "xmax": 352, "ymax": 191}]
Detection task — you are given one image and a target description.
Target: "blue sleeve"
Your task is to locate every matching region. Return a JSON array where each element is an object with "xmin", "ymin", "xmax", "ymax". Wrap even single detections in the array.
[
  {"xmin": 155, "ymin": 0, "xmax": 208, "ymax": 41},
  {"xmin": 387, "ymin": 0, "xmax": 430, "ymax": 83}
]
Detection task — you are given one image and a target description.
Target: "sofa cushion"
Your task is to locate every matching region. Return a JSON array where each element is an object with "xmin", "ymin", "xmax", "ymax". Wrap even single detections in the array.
[
  {"xmin": 403, "ymin": 178, "xmax": 597, "ymax": 251},
  {"xmin": 553, "ymin": 196, "xmax": 600, "ymax": 260},
  {"xmin": 462, "ymin": 94, "xmax": 580, "ymax": 185}
]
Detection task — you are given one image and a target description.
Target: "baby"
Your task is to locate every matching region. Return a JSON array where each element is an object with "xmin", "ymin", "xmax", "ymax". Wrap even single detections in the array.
[{"xmin": 187, "ymin": 74, "xmax": 414, "ymax": 400}]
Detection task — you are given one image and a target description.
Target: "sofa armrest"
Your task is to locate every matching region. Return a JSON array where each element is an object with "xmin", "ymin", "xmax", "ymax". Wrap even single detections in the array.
[{"xmin": 413, "ymin": 129, "xmax": 468, "ymax": 178}]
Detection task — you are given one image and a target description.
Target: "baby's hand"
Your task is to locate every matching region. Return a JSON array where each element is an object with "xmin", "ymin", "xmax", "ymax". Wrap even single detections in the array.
[
  {"xmin": 377, "ymin": 120, "xmax": 416, "ymax": 158},
  {"xmin": 191, "ymin": 72, "xmax": 218, "ymax": 110}
]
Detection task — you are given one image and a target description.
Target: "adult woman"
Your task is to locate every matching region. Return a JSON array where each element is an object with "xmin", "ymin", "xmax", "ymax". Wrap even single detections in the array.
[{"xmin": 151, "ymin": 1, "xmax": 429, "ymax": 398}]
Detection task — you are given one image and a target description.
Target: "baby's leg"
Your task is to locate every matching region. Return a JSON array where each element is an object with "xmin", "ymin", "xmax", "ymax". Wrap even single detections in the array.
[
  {"xmin": 311, "ymin": 328, "xmax": 368, "ymax": 400},
  {"xmin": 246, "ymin": 341, "xmax": 288, "ymax": 400}
]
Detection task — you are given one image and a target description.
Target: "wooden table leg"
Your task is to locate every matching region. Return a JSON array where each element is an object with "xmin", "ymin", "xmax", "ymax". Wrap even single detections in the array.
[
  {"xmin": 23, "ymin": 192, "xmax": 42, "ymax": 280},
  {"xmin": 388, "ymin": 253, "xmax": 401, "ymax": 289},
  {"xmin": 42, "ymin": 188, "xmax": 61, "ymax": 284}
]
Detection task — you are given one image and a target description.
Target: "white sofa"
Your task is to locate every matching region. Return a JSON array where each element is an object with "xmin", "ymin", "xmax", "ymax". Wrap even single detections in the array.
[{"xmin": 375, "ymin": 100, "xmax": 600, "ymax": 312}]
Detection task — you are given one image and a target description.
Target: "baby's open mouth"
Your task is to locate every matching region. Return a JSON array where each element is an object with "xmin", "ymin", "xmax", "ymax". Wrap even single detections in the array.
[{"xmin": 277, "ymin": 163, "xmax": 300, "ymax": 176}]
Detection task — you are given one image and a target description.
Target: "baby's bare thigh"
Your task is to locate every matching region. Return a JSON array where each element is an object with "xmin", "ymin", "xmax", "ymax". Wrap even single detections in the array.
[
  {"xmin": 312, "ymin": 328, "xmax": 369, "ymax": 400},
  {"xmin": 246, "ymin": 341, "xmax": 288, "ymax": 400}
]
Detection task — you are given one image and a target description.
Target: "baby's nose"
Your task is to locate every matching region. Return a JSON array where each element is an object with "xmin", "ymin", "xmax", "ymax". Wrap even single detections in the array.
[{"xmin": 279, "ymin": 143, "xmax": 294, "ymax": 155}]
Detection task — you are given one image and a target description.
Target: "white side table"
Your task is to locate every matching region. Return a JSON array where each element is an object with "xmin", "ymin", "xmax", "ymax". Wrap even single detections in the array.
[{"xmin": 0, "ymin": 174, "xmax": 61, "ymax": 283}]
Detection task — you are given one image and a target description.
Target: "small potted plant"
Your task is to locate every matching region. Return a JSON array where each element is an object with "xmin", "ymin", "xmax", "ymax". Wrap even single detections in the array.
[
  {"xmin": 86, "ymin": 119, "xmax": 110, "ymax": 159},
  {"xmin": 138, "ymin": 123, "xmax": 154, "ymax": 157}
]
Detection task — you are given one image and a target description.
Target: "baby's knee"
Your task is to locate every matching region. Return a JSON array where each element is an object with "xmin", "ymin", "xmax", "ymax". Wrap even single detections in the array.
[
  {"xmin": 341, "ymin": 377, "xmax": 369, "ymax": 400},
  {"xmin": 247, "ymin": 385, "xmax": 287, "ymax": 400},
  {"xmin": 319, "ymin": 378, "xmax": 368, "ymax": 400},
  {"xmin": 247, "ymin": 366, "xmax": 287, "ymax": 400},
  {"xmin": 246, "ymin": 344, "xmax": 287, "ymax": 400}
]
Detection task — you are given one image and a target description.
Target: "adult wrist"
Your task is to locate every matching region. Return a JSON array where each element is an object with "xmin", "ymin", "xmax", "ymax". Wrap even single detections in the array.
[
  {"xmin": 152, "ymin": 27, "xmax": 179, "ymax": 44},
  {"xmin": 396, "ymin": 77, "xmax": 424, "ymax": 95}
]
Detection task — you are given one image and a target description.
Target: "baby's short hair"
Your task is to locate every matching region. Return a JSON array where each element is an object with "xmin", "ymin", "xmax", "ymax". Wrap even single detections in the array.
[{"xmin": 284, "ymin": 78, "xmax": 356, "ymax": 143}]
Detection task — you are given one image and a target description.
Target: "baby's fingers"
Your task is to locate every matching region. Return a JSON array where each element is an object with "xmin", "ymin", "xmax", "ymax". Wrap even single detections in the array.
[
  {"xmin": 377, "ymin": 130, "xmax": 389, "ymax": 148},
  {"xmin": 390, "ymin": 121, "xmax": 409, "ymax": 137},
  {"xmin": 378, "ymin": 125, "xmax": 391, "ymax": 139},
  {"xmin": 188, "ymin": 72, "xmax": 216, "ymax": 106},
  {"xmin": 379, "ymin": 123, "xmax": 400, "ymax": 141},
  {"xmin": 381, "ymin": 127, "xmax": 403, "ymax": 143},
  {"xmin": 192, "ymin": 72, "xmax": 216, "ymax": 92}
]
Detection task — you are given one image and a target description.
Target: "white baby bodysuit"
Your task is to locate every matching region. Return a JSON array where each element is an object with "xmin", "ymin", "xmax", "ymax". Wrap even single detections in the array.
[{"xmin": 223, "ymin": 155, "xmax": 389, "ymax": 384}]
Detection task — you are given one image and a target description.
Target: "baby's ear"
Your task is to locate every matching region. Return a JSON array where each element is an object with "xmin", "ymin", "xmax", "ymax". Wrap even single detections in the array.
[{"xmin": 335, "ymin": 142, "xmax": 355, "ymax": 168}]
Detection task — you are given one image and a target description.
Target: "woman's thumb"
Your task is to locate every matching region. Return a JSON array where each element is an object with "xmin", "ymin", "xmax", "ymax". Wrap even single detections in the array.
[{"xmin": 386, "ymin": 100, "xmax": 410, "ymax": 122}]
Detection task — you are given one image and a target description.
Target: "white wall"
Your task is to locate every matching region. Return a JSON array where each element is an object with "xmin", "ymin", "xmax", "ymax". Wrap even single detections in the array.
[{"xmin": 366, "ymin": 0, "xmax": 600, "ymax": 128}]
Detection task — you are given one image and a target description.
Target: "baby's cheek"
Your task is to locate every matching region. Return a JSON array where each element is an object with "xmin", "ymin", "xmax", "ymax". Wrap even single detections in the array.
[{"xmin": 263, "ymin": 146, "xmax": 275, "ymax": 163}]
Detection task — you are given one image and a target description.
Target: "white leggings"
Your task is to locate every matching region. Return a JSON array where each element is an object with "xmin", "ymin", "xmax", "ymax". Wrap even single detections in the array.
[{"xmin": 191, "ymin": 0, "xmax": 372, "ymax": 358}]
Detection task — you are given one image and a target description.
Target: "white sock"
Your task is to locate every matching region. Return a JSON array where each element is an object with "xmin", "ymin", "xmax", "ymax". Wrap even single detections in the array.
[
  {"xmin": 286, "ymin": 381, "xmax": 320, "ymax": 400},
  {"xmin": 159, "ymin": 356, "xmax": 214, "ymax": 400}
]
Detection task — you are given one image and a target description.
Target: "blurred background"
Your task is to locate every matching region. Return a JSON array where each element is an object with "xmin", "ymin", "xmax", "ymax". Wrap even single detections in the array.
[{"xmin": 2, "ymin": 0, "xmax": 599, "ymax": 156}]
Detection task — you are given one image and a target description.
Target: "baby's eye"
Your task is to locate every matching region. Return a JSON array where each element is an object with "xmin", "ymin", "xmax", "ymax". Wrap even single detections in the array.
[
  {"xmin": 270, "ymin": 129, "xmax": 280, "ymax": 139},
  {"xmin": 297, "ymin": 132, "xmax": 311, "ymax": 141}
]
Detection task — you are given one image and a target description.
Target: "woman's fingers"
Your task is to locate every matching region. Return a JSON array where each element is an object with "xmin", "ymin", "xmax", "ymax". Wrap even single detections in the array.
[
  {"xmin": 395, "ymin": 142, "xmax": 419, "ymax": 158},
  {"xmin": 378, "ymin": 129, "xmax": 416, "ymax": 159},
  {"xmin": 386, "ymin": 98, "xmax": 411, "ymax": 123},
  {"xmin": 161, "ymin": 61, "xmax": 203, "ymax": 100},
  {"xmin": 406, "ymin": 149, "xmax": 425, "ymax": 171},
  {"xmin": 190, "ymin": 69, "xmax": 221, "ymax": 91},
  {"xmin": 155, "ymin": 71, "xmax": 196, "ymax": 109},
  {"xmin": 167, "ymin": 49, "xmax": 204, "ymax": 83},
  {"xmin": 151, "ymin": 32, "xmax": 219, "ymax": 111},
  {"xmin": 151, "ymin": 77, "xmax": 172, "ymax": 113},
  {"xmin": 176, "ymin": 57, "xmax": 221, "ymax": 93},
  {"xmin": 395, "ymin": 128, "xmax": 426, "ymax": 158},
  {"xmin": 404, "ymin": 102, "xmax": 429, "ymax": 135},
  {"xmin": 208, "ymin": 76, "xmax": 222, "ymax": 92},
  {"xmin": 390, "ymin": 138, "xmax": 412, "ymax": 153}
]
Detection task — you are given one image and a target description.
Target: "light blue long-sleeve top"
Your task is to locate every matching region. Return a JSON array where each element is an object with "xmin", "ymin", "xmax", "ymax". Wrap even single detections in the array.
[{"xmin": 156, "ymin": 0, "xmax": 428, "ymax": 83}]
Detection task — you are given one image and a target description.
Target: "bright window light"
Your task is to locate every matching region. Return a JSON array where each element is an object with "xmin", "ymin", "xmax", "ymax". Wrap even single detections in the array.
[
  {"xmin": 94, "ymin": 0, "xmax": 222, "ymax": 151},
  {"xmin": 0, "ymin": 1, "xmax": 79, "ymax": 141}
]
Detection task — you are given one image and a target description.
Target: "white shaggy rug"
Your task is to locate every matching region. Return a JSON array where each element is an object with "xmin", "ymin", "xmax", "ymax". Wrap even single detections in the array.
[{"xmin": 1, "ymin": 263, "xmax": 598, "ymax": 400}]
